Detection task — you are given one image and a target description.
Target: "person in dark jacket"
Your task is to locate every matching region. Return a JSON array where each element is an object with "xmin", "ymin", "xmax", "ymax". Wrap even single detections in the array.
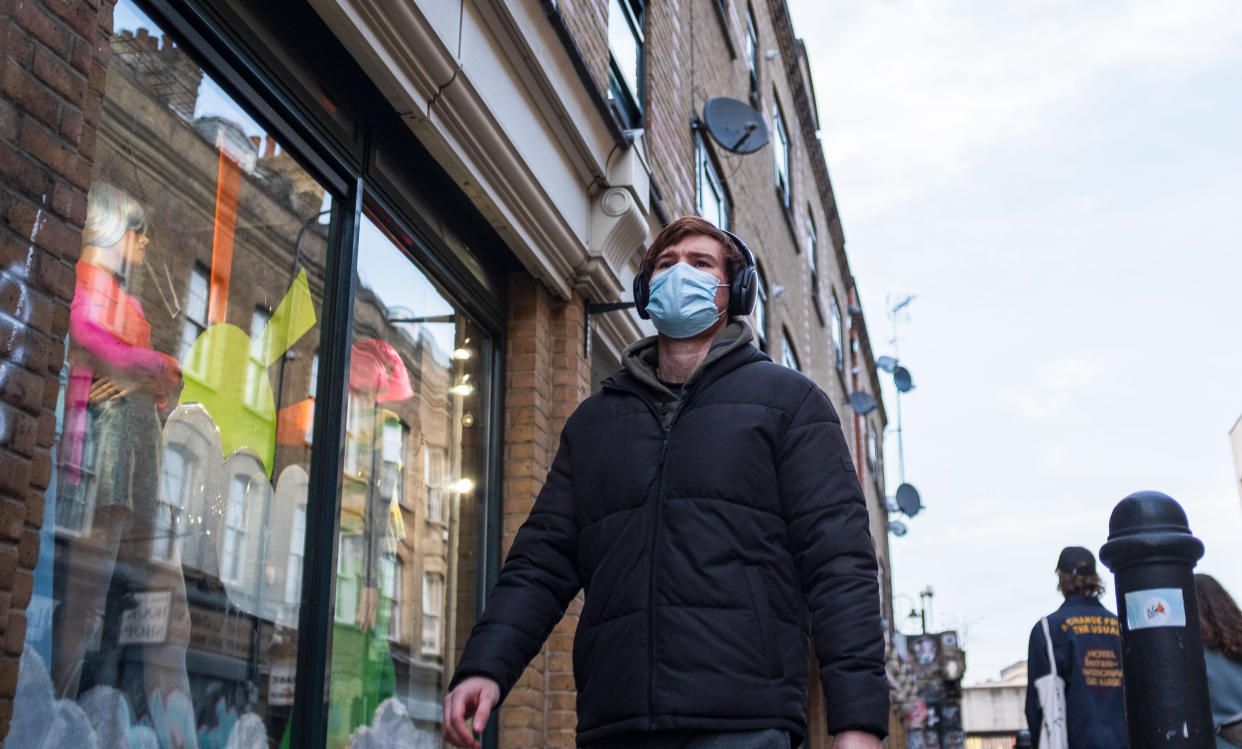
[
  {"xmin": 442, "ymin": 217, "xmax": 888, "ymax": 749},
  {"xmin": 1025, "ymin": 547, "xmax": 1128, "ymax": 748}
]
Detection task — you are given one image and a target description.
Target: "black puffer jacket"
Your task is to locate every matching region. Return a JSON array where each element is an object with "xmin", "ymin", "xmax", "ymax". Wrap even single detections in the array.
[{"xmin": 451, "ymin": 328, "xmax": 888, "ymax": 745}]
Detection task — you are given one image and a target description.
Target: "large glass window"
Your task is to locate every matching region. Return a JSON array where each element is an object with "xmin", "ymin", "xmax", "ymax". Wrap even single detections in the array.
[
  {"xmin": 696, "ymin": 133, "xmax": 729, "ymax": 229},
  {"xmin": 16, "ymin": 1, "xmax": 336, "ymax": 744},
  {"xmin": 327, "ymin": 211, "xmax": 490, "ymax": 743},
  {"xmin": 609, "ymin": 0, "xmax": 646, "ymax": 128}
]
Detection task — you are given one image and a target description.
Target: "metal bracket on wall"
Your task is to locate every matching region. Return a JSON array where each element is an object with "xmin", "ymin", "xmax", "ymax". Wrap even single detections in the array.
[{"xmin": 584, "ymin": 301, "xmax": 636, "ymax": 359}]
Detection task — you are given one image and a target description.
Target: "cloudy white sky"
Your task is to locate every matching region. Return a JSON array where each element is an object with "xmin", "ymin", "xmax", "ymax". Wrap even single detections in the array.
[{"xmin": 786, "ymin": 0, "xmax": 1242, "ymax": 681}]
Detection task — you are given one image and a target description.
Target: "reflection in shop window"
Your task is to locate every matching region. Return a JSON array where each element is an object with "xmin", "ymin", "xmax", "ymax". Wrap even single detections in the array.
[
  {"xmin": 422, "ymin": 572, "xmax": 444, "ymax": 655},
  {"xmin": 152, "ymin": 445, "xmax": 194, "ymax": 561},
  {"xmin": 425, "ymin": 446, "xmax": 446, "ymax": 523},
  {"xmin": 383, "ymin": 418, "xmax": 406, "ymax": 509},
  {"xmin": 285, "ymin": 505, "xmax": 306, "ymax": 607},
  {"xmin": 220, "ymin": 475, "xmax": 248, "ymax": 584},
  {"xmin": 179, "ymin": 264, "xmax": 209, "ymax": 375},
  {"xmin": 245, "ymin": 308, "xmax": 272, "ymax": 409},
  {"xmin": 384, "ymin": 553, "xmax": 402, "ymax": 642},
  {"xmin": 10, "ymin": 1, "xmax": 336, "ymax": 745}
]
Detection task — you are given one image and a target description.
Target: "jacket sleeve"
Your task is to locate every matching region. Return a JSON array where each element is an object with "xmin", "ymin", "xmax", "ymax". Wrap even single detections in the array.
[
  {"xmin": 777, "ymin": 384, "xmax": 888, "ymax": 738},
  {"xmin": 1026, "ymin": 622, "xmax": 1048, "ymax": 744},
  {"xmin": 448, "ymin": 427, "xmax": 581, "ymax": 701}
]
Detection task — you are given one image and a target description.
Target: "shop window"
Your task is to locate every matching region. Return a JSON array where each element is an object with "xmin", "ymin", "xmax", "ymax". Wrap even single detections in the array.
[
  {"xmin": 285, "ymin": 505, "xmax": 306, "ymax": 608},
  {"xmin": 152, "ymin": 445, "xmax": 194, "ymax": 561},
  {"xmin": 746, "ymin": 6, "xmax": 760, "ymax": 108},
  {"xmin": 382, "ymin": 417, "xmax": 406, "ymax": 509},
  {"xmin": 781, "ymin": 330, "xmax": 800, "ymax": 371},
  {"xmin": 609, "ymin": 0, "xmax": 646, "ymax": 128},
  {"xmin": 385, "ymin": 554, "xmax": 402, "ymax": 642},
  {"xmin": 329, "ymin": 210, "xmax": 491, "ymax": 742},
  {"xmin": 422, "ymin": 571, "xmax": 445, "ymax": 654},
  {"xmin": 696, "ymin": 133, "xmax": 729, "ymax": 229},
  {"xmin": 773, "ymin": 95, "xmax": 791, "ymax": 208},
  {"xmin": 179, "ymin": 264, "xmax": 209, "ymax": 376},
  {"xmin": 25, "ymin": 0, "xmax": 336, "ymax": 743},
  {"xmin": 831, "ymin": 293, "xmax": 844, "ymax": 371},
  {"xmin": 425, "ymin": 445, "xmax": 447, "ymax": 522}
]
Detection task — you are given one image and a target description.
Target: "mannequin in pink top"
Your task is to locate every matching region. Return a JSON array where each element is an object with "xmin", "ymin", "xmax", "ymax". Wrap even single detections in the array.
[{"xmin": 53, "ymin": 183, "xmax": 193, "ymax": 731}]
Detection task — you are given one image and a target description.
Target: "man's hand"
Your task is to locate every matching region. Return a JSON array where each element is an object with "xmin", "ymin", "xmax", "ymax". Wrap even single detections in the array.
[
  {"xmin": 443, "ymin": 676, "xmax": 500, "ymax": 748},
  {"xmin": 833, "ymin": 730, "xmax": 883, "ymax": 749}
]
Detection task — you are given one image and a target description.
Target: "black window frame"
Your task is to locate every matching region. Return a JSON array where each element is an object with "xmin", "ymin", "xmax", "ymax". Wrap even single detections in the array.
[
  {"xmin": 695, "ymin": 131, "xmax": 730, "ymax": 230},
  {"xmin": 608, "ymin": 0, "xmax": 646, "ymax": 129},
  {"xmin": 746, "ymin": 5, "xmax": 760, "ymax": 108}
]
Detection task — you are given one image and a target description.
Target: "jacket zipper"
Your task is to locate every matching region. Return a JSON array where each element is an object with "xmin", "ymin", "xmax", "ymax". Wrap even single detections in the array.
[
  {"xmin": 601, "ymin": 378, "xmax": 704, "ymax": 724},
  {"xmin": 647, "ymin": 421, "xmax": 670, "ymax": 723}
]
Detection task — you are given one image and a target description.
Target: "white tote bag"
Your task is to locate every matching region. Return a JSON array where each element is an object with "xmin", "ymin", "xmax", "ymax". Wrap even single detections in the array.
[{"xmin": 1035, "ymin": 616, "xmax": 1069, "ymax": 749}]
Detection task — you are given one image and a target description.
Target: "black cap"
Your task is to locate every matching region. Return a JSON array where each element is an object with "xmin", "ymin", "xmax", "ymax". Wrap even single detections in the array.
[{"xmin": 1057, "ymin": 546, "xmax": 1096, "ymax": 575}]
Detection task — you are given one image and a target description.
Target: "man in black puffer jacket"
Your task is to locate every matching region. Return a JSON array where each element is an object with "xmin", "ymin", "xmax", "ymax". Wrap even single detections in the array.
[{"xmin": 444, "ymin": 217, "xmax": 888, "ymax": 749}]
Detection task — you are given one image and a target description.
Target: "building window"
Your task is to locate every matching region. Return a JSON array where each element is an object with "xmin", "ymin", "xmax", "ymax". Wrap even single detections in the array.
[
  {"xmin": 245, "ymin": 308, "xmax": 271, "ymax": 409},
  {"xmin": 806, "ymin": 207, "xmax": 818, "ymax": 295},
  {"xmin": 285, "ymin": 505, "xmax": 306, "ymax": 610},
  {"xmin": 830, "ymin": 294, "xmax": 844, "ymax": 371},
  {"xmin": 696, "ymin": 134, "xmax": 729, "ymax": 229},
  {"xmin": 221, "ymin": 474, "xmax": 249, "ymax": 584},
  {"xmin": 752, "ymin": 267, "xmax": 769, "ymax": 351},
  {"xmin": 382, "ymin": 417, "xmax": 406, "ymax": 508},
  {"xmin": 746, "ymin": 7, "xmax": 760, "ymax": 108},
  {"xmin": 153, "ymin": 445, "xmax": 194, "ymax": 561},
  {"xmin": 773, "ymin": 96, "xmax": 791, "ymax": 209},
  {"xmin": 422, "ymin": 571, "xmax": 445, "ymax": 654},
  {"xmin": 867, "ymin": 420, "xmax": 880, "ymax": 476},
  {"xmin": 336, "ymin": 533, "xmax": 362, "ymax": 624},
  {"xmin": 608, "ymin": 0, "xmax": 645, "ymax": 128},
  {"xmin": 781, "ymin": 330, "xmax": 800, "ymax": 371},
  {"xmin": 179, "ymin": 264, "xmax": 209, "ymax": 375},
  {"xmin": 384, "ymin": 554, "xmax": 402, "ymax": 642},
  {"xmin": 425, "ymin": 446, "xmax": 446, "ymax": 523}
]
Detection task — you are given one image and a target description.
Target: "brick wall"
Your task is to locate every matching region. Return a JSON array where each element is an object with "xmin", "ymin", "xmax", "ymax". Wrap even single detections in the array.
[
  {"xmin": 0, "ymin": 0, "xmax": 113, "ymax": 739},
  {"xmin": 498, "ymin": 272, "xmax": 590, "ymax": 749}
]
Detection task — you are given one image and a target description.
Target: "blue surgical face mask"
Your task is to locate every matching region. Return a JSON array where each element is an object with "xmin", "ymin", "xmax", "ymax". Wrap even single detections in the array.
[{"xmin": 645, "ymin": 262, "xmax": 727, "ymax": 339}]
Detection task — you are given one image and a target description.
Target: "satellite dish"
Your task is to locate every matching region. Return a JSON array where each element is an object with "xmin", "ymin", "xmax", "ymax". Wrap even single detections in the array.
[
  {"xmin": 893, "ymin": 366, "xmax": 914, "ymax": 392},
  {"xmin": 848, "ymin": 391, "xmax": 877, "ymax": 415},
  {"xmin": 876, "ymin": 356, "xmax": 898, "ymax": 373},
  {"xmin": 702, "ymin": 97, "xmax": 769, "ymax": 154},
  {"xmin": 895, "ymin": 483, "xmax": 922, "ymax": 517},
  {"xmin": 890, "ymin": 520, "xmax": 908, "ymax": 537}
]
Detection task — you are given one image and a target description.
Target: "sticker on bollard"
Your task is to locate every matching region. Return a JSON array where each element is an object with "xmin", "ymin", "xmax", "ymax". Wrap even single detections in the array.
[{"xmin": 1124, "ymin": 587, "xmax": 1186, "ymax": 630}]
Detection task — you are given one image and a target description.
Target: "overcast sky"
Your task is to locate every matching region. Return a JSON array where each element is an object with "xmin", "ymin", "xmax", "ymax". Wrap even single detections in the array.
[{"xmin": 786, "ymin": 0, "xmax": 1242, "ymax": 681}]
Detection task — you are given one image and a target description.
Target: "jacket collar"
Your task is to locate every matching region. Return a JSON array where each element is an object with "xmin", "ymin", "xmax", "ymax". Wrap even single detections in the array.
[{"xmin": 604, "ymin": 319, "xmax": 767, "ymax": 399}]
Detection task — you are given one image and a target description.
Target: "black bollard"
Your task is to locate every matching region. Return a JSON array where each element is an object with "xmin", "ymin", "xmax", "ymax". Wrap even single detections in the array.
[{"xmin": 1098, "ymin": 491, "xmax": 1214, "ymax": 748}]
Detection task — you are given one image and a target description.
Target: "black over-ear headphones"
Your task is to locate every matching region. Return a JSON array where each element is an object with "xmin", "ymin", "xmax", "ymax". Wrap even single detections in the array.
[{"xmin": 633, "ymin": 229, "xmax": 758, "ymax": 320}]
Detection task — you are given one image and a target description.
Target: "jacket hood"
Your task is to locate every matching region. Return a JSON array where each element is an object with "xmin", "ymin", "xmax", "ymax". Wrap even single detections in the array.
[{"xmin": 612, "ymin": 319, "xmax": 760, "ymax": 399}]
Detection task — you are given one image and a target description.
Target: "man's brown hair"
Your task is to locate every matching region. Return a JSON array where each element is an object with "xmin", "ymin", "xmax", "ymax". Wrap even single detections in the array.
[{"xmin": 639, "ymin": 216, "xmax": 745, "ymax": 283}]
